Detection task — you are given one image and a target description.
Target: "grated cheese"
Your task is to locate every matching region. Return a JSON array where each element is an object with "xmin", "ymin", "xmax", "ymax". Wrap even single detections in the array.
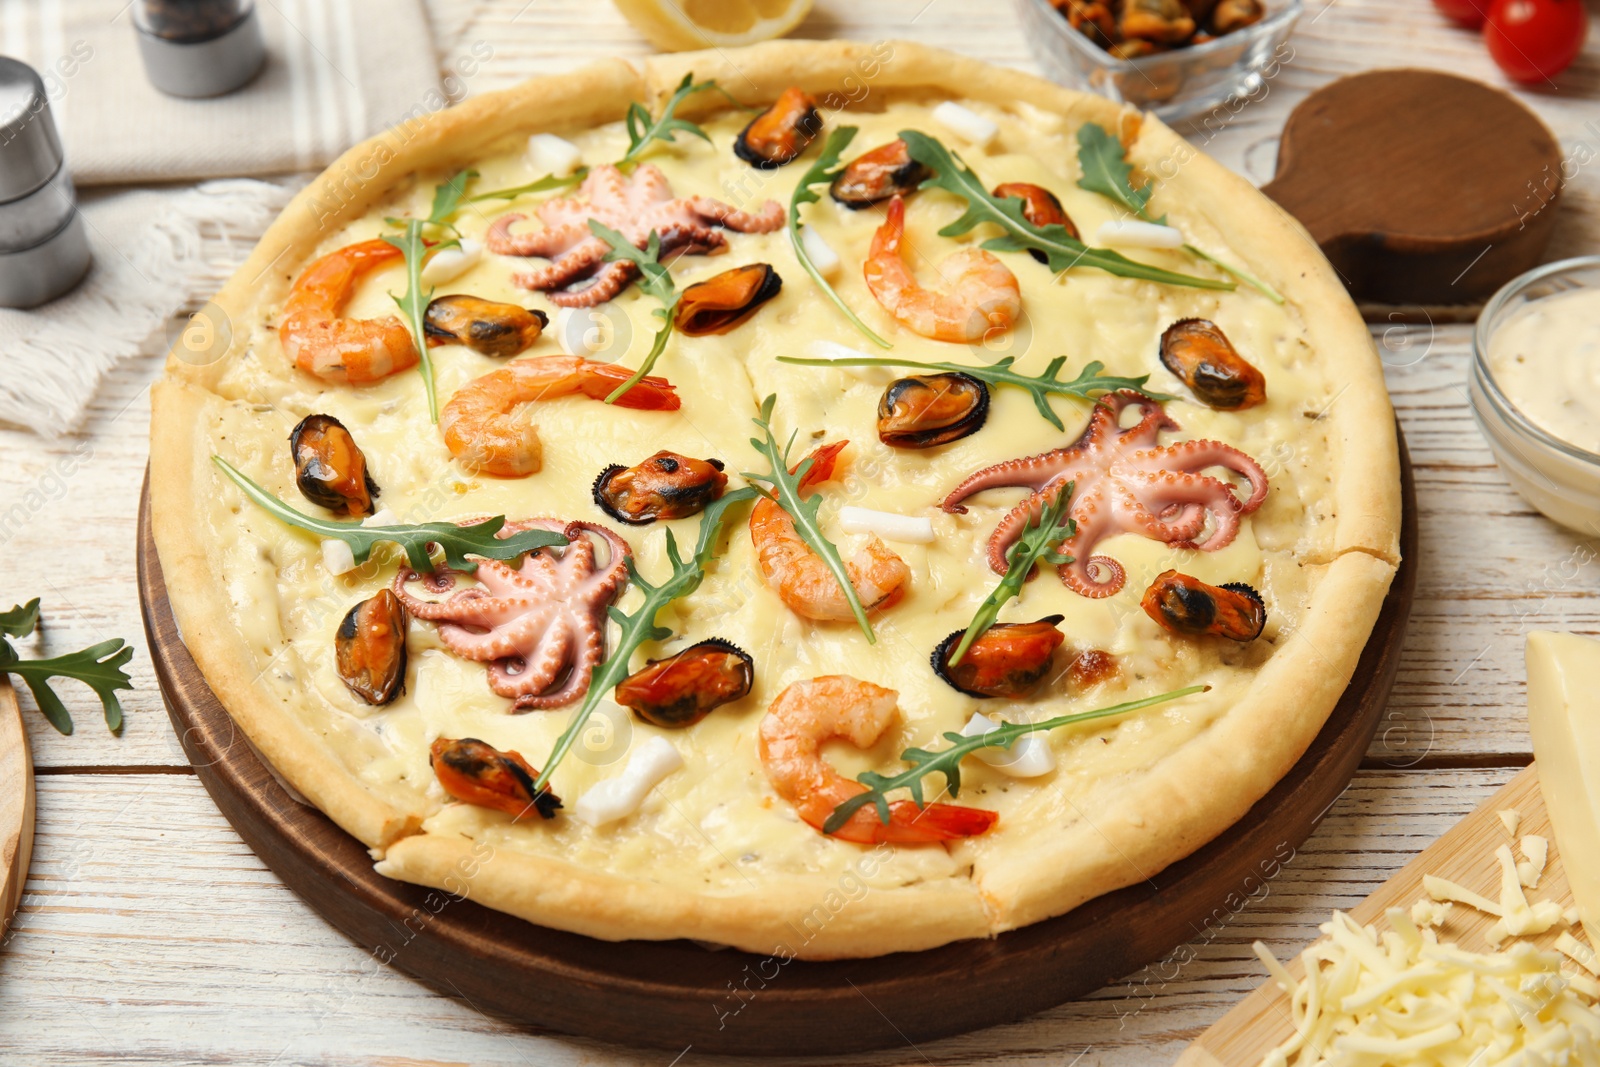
[
  {"xmin": 1521, "ymin": 834, "xmax": 1550, "ymax": 889},
  {"xmin": 1501, "ymin": 808, "xmax": 1523, "ymax": 837}
]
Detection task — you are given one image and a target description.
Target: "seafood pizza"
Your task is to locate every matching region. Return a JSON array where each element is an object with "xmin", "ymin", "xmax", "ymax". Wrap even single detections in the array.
[{"xmin": 149, "ymin": 42, "xmax": 1400, "ymax": 958}]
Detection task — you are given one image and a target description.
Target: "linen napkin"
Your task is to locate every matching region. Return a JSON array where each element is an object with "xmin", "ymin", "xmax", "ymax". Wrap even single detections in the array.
[{"xmin": 2, "ymin": 0, "xmax": 441, "ymax": 185}]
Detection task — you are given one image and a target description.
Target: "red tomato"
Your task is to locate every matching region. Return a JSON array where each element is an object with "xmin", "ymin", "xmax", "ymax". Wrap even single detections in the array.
[
  {"xmin": 1433, "ymin": 0, "xmax": 1489, "ymax": 28},
  {"xmin": 1484, "ymin": 0, "xmax": 1588, "ymax": 82}
]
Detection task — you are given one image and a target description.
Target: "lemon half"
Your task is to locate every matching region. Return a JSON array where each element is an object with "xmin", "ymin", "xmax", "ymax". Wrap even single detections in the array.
[{"xmin": 612, "ymin": 0, "xmax": 814, "ymax": 52}]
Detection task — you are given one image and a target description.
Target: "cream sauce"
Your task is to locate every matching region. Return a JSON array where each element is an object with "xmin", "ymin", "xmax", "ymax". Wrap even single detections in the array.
[{"xmin": 1488, "ymin": 288, "xmax": 1600, "ymax": 454}]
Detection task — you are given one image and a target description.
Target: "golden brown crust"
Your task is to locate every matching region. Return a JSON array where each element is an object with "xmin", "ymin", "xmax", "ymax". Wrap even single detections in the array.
[{"xmin": 149, "ymin": 40, "xmax": 1401, "ymax": 959}]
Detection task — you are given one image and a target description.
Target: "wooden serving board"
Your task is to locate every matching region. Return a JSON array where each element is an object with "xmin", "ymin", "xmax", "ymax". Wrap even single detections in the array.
[
  {"xmin": 134, "ymin": 437, "xmax": 1415, "ymax": 1056},
  {"xmin": 1178, "ymin": 764, "xmax": 1574, "ymax": 1067},
  {"xmin": 0, "ymin": 678, "xmax": 34, "ymax": 943}
]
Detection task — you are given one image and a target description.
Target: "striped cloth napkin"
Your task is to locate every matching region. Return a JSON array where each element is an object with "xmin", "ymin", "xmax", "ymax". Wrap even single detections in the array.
[{"xmin": 2, "ymin": 0, "xmax": 441, "ymax": 185}]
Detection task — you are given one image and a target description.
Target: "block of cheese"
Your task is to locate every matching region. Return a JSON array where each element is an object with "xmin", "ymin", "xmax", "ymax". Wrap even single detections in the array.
[{"xmin": 1525, "ymin": 630, "xmax": 1600, "ymax": 939}]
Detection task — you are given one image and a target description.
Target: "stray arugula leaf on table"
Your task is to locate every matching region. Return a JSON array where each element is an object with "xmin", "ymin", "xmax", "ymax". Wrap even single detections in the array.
[
  {"xmin": 742, "ymin": 395, "xmax": 875, "ymax": 644},
  {"xmin": 787, "ymin": 126, "xmax": 892, "ymax": 349},
  {"xmin": 533, "ymin": 488, "xmax": 759, "ymax": 793},
  {"xmin": 822, "ymin": 685, "xmax": 1207, "ymax": 835},
  {"xmin": 213, "ymin": 457, "xmax": 567, "ymax": 574},
  {"xmin": 776, "ymin": 354, "xmax": 1173, "ymax": 431},
  {"xmin": 588, "ymin": 221, "xmax": 680, "ymax": 404},
  {"xmin": 945, "ymin": 490, "xmax": 1076, "ymax": 668},
  {"xmin": 0, "ymin": 598, "xmax": 134, "ymax": 735},
  {"xmin": 1075, "ymin": 123, "xmax": 1283, "ymax": 303},
  {"xmin": 898, "ymin": 130, "xmax": 1233, "ymax": 292}
]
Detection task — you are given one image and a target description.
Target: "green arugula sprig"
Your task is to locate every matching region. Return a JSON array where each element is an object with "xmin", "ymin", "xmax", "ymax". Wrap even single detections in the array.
[
  {"xmin": 777, "ymin": 354, "xmax": 1173, "ymax": 431},
  {"xmin": 533, "ymin": 488, "xmax": 759, "ymax": 793},
  {"xmin": 588, "ymin": 221, "xmax": 680, "ymax": 404},
  {"xmin": 0, "ymin": 599, "xmax": 133, "ymax": 735},
  {"xmin": 620, "ymin": 73, "xmax": 743, "ymax": 169},
  {"xmin": 898, "ymin": 130, "xmax": 1232, "ymax": 292},
  {"xmin": 823, "ymin": 685, "xmax": 1207, "ymax": 834},
  {"xmin": 788, "ymin": 126, "xmax": 891, "ymax": 349},
  {"xmin": 382, "ymin": 168, "xmax": 477, "ymax": 422},
  {"xmin": 466, "ymin": 170, "xmax": 586, "ymax": 203},
  {"xmin": 213, "ymin": 457, "xmax": 567, "ymax": 574},
  {"xmin": 1076, "ymin": 124, "xmax": 1282, "ymax": 304},
  {"xmin": 741, "ymin": 395, "xmax": 875, "ymax": 643},
  {"xmin": 946, "ymin": 490, "xmax": 1076, "ymax": 668}
]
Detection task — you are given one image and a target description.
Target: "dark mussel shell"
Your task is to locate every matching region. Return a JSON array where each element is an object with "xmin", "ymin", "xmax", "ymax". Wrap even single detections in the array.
[
  {"xmin": 1120, "ymin": 0, "xmax": 1197, "ymax": 41},
  {"xmin": 675, "ymin": 264, "xmax": 782, "ymax": 337},
  {"xmin": 1159, "ymin": 318, "xmax": 1267, "ymax": 410},
  {"xmin": 734, "ymin": 86, "xmax": 822, "ymax": 169},
  {"xmin": 1209, "ymin": 0, "xmax": 1264, "ymax": 33},
  {"xmin": 290, "ymin": 413, "xmax": 378, "ymax": 518},
  {"xmin": 932, "ymin": 616, "xmax": 1066, "ymax": 698},
  {"xmin": 1180, "ymin": 0, "xmax": 1221, "ymax": 23},
  {"xmin": 593, "ymin": 451, "xmax": 728, "ymax": 525},
  {"xmin": 335, "ymin": 589, "xmax": 409, "ymax": 705},
  {"xmin": 614, "ymin": 638, "xmax": 754, "ymax": 728},
  {"xmin": 1141, "ymin": 570, "xmax": 1266, "ymax": 641},
  {"xmin": 423, "ymin": 294, "xmax": 548, "ymax": 358},
  {"xmin": 829, "ymin": 139, "xmax": 929, "ymax": 210},
  {"xmin": 429, "ymin": 736, "xmax": 561, "ymax": 820},
  {"xmin": 877, "ymin": 372, "xmax": 990, "ymax": 449}
]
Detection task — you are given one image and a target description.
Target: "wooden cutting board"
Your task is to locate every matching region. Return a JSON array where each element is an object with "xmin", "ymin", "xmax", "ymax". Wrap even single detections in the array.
[
  {"xmin": 0, "ymin": 678, "xmax": 33, "ymax": 941},
  {"xmin": 1260, "ymin": 69, "xmax": 1563, "ymax": 307},
  {"xmin": 1177, "ymin": 764, "xmax": 1575, "ymax": 1067}
]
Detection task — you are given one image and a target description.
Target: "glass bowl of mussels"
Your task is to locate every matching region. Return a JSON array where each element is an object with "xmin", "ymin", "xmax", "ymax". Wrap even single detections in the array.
[{"xmin": 1017, "ymin": 0, "xmax": 1303, "ymax": 123}]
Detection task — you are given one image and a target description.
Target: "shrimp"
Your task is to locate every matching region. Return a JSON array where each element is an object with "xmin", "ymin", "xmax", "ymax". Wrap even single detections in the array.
[
  {"xmin": 280, "ymin": 239, "xmax": 420, "ymax": 384},
  {"xmin": 440, "ymin": 355, "xmax": 680, "ymax": 477},
  {"xmin": 758, "ymin": 676, "xmax": 998, "ymax": 844},
  {"xmin": 863, "ymin": 195, "xmax": 1021, "ymax": 344},
  {"xmin": 749, "ymin": 441, "xmax": 910, "ymax": 622}
]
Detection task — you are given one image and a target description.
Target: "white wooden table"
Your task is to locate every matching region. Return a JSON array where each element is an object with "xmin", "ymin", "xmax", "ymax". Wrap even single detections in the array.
[{"xmin": 1, "ymin": 2, "xmax": 1597, "ymax": 1063}]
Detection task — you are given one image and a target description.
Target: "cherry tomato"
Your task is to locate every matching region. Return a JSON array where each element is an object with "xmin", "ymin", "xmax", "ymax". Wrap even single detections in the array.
[
  {"xmin": 1433, "ymin": 0, "xmax": 1490, "ymax": 28},
  {"xmin": 1484, "ymin": 0, "xmax": 1588, "ymax": 83}
]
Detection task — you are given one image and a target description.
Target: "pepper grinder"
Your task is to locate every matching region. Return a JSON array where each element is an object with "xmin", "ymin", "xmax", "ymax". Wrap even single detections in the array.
[
  {"xmin": 0, "ymin": 58, "xmax": 90, "ymax": 309},
  {"xmin": 134, "ymin": 0, "xmax": 266, "ymax": 99}
]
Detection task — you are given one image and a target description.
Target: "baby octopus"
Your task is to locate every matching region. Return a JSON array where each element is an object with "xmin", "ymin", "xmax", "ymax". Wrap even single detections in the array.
[
  {"xmin": 941, "ymin": 391, "xmax": 1269, "ymax": 598},
  {"xmin": 392, "ymin": 519, "xmax": 630, "ymax": 710},
  {"xmin": 485, "ymin": 164, "xmax": 785, "ymax": 307}
]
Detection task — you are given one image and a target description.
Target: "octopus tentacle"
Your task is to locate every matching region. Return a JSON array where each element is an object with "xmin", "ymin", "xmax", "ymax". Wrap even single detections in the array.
[
  {"xmin": 682, "ymin": 195, "xmax": 786, "ymax": 233},
  {"xmin": 1156, "ymin": 439, "xmax": 1270, "ymax": 511},
  {"xmin": 542, "ymin": 260, "xmax": 638, "ymax": 308}
]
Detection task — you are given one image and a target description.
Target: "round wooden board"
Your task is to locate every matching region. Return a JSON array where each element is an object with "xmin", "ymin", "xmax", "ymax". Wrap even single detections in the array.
[{"xmin": 136, "ymin": 436, "xmax": 1416, "ymax": 1057}]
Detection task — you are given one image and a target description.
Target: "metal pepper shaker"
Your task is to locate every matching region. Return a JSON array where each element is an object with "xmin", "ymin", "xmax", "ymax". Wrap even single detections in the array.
[
  {"xmin": 134, "ymin": 0, "xmax": 266, "ymax": 99},
  {"xmin": 0, "ymin": 58, "xmax": 90, "ymax": 309}
]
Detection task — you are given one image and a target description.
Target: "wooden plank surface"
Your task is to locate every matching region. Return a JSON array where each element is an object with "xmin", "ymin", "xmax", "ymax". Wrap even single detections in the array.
[{"xmin": 0, "ymin": 0, "xmax": 1594, "ymax": 1063}]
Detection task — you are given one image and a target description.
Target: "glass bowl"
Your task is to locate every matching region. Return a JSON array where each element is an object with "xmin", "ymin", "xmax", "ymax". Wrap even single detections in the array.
[
  {"xmin": 1469, "ymin": 256, "xmax": 1600, "ymax": 537},
  {"xmin": 1015, "ymin": 0, "xmax": 1303, "ymax": 123}
]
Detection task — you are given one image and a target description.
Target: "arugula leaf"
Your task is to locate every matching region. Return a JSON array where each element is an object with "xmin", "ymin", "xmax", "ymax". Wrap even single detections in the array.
[
  {"xmin": 213, "ymin": 457, "xmax": 567, "ymax": 574},
  {"xmin": 0, "ymin": 601, "xmax": 134, "ymax": 734},
  {"xmin": 587, "ymin": 221, "xmax": 680, "ymax": 404},
  {"xmin": 1074, "ymin": 123, "xmax": 1283, "ymax": 304},
  {"xmin": 898, "ymin": 129, "xmax": 1233, "ymax": 292},
  {"xmin": 776, "ymin": 354, "xmax": 1173, "ymax": 431},
  {"xmin": 787, "ymin": 126, "xmax": 892, "ymax": 349},
  {"xmin": 823, "ymin": 685, "xmax": 1207, "ymax": 834},
  {"xmin": 425, "ymin": 168, "xmax": 478, "ymax": 228},
  {"xmin": 466, "ymin": 170, "xmax": 586, "ymax": 203},
  {"xmin": 380, "ymin": 219, "xmax": 443, "ymax": 422},
  {"xmin": 533, "ymin": 488, "xmax": 759, "ymax": 793},
  {"xmin": 619, "ymin": 73, "xmax": 732, "ymax": 168},
  {"xmin": 946, "ymin": 489, "xmax": 1075, "ymax": 668},
  {"xmin": 741, "ymin": 395, "xmax": 875, "ymax": 643}
]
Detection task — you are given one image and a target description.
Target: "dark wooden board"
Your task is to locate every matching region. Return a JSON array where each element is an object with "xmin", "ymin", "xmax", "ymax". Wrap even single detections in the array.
[
  {"xmin": 136, "ymin": 436, "xmax": 1416, "ymax": 1056},
  {"xmin": 1261, "ymin": 69, "xmax": 1562, "ymax": 307}
]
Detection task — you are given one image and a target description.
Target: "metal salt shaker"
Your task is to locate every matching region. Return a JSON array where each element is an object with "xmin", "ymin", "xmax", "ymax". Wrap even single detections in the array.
[
  {"xmin": 135, "ymin": 0, "xmax": 267, "ymax": 99},
  {"xmin": 0, "ymin": 57, "xmax": 91, "ymax": 309}
]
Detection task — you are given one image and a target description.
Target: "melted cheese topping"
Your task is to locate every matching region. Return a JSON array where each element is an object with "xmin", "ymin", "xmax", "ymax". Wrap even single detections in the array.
[{"xmin": 194, "ymin": 95, "xmax": 1350, "ymax": 895}]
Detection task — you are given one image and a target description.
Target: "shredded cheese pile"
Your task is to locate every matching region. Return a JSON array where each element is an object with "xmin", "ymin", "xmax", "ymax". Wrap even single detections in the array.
[{"xmin": 1255, "ymin": 816, "xmax": 1600, "ymax": 1065}]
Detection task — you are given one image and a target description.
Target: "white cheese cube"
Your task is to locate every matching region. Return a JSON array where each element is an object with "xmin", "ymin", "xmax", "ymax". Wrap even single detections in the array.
[
  {"xmin": 961, "ymin": 712, "xmax": 1055, "ymax": 778},
  {"xmin": 527, "ymin": 132, "xmax": 583, "ymax": 177},
  {"xmin": 799, "ymin": 225, "xmax": 840, "ymax": 277},
  {"xmin": 932, "ymin": 102, "xmax": 999, "ymax": 149},
  {"xmin": 574, "ymin": 736, "xmax": 684, "ymax": 828},
  {"xmin": 1096, "ymin": 219, "xmax": 1184, "ymax": 249},
  {"xmin": 421, "ymin": 238, "xmax": 481, "ymax": 285},
  {"xmin": 321, "ymin": 539, "xmax": 356, "ymax": 576},
  {"xmin": 838, "ymin": 506, "xmax": 935, "ymax": 545}
]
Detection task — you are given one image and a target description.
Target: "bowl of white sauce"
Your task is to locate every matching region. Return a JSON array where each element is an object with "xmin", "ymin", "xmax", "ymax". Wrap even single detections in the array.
[{"xmin": 1471, "ymin": 256, "xmax": 1600, "ymax": 536}]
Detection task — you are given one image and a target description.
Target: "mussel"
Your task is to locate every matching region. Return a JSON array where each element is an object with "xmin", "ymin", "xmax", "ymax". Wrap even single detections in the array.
[
  {"xmin": 877, "ymin": 372, "xmax": 990, "ymax": 449},
  {"xmin": 1119, "ymin": 0, "xmax": 1197, "ymax": 41},
  {"xmin": 1181, "ymin": 0, "xmax": 1221, "ymax": 23},
  {"xmin": 1060, "ymin": 0, "xmax": 1117, "ymax": 46},
  {"xmin": 734, "ymin": 86, "xmax": 822, "ymax": 168},
  {"xmin": 993, "ymin": 181, "xmax": 1079, "ymax": 264},
  {"xmin": 423, "ymin": 294, "xmax": 548, "ymax": 358},
  {"xmin": 932, "ymin": 616, "xmax": 1065, "ymax": 699},
  {"xmin": 829, "ymin": 139, "xmax": 929, "ymax": 210},
  {"xmin": 1209, "ymin": 0, "xmax": 1264, "ymax": 33},
  {"xmin": 613, "ymin": 638, "xmax": 755, "ymax": 728},
  {"xmin": 674, "ymin": 263, "xmax": 782, "ymax": 337},
  {"xmin": 1140, "ymin": 570, "xmax": 1266, "ymax": 641},
  {"xmin": 1159, "ymin": 318, "xmax": 1267, "ymax": 410},
  {"xmin": 335, "ymin": 589, "xmax": 409, "ymax": 705},
  {"xmin": 429, "ymin": 736, "xmax": 561, "ymax": 820},
  {"xmin": 593, "ymin": 451, "xmax": 728, "ymax": 525},
  {"xmin": 290, "ymin": 413, "xmax": 378, "ymax": 517}
]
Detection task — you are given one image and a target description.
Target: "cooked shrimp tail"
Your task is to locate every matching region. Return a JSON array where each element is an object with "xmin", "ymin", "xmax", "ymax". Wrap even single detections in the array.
[
  {"xmin": 863, "ymin": 196, "xmax": 1021, "ymax": 344},
  {"xmin": 280, "ymin": 239, "xmax": 420, "ymax": 384}
]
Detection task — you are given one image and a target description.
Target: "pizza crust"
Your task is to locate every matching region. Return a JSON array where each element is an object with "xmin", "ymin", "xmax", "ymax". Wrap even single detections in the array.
[{"xmin": 150, "ymin": 40, "xmax": 1401, "ymax": 958}]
